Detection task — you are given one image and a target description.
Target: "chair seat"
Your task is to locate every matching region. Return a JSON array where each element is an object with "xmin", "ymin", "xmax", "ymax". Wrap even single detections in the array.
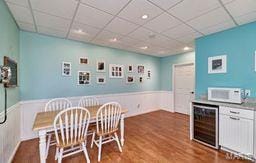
[
  {"xmin": 57, "ymin": 136, "xmax": 87, "ymax": 148},
  {"xmin": 91, "ymin": 128, "xmax": 119, "ymax": 137}
]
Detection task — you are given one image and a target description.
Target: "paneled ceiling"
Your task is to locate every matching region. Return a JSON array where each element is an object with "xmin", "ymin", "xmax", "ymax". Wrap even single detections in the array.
[{"xmin": 4, "ymin": 0, "xmax": 256, "ymax": 57}]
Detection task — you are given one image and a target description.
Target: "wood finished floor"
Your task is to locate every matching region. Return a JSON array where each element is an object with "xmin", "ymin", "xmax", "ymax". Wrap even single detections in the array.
[{"xmin": 13, "ymin": 110, "xmax": 251, "ymax": 163}]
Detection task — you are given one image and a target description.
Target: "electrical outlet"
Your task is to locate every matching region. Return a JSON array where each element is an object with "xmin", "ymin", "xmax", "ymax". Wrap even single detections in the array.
[
  {"xmin": 137, "ymin": 104, "xmax": 140, "ymax": 108},
  {"xmin": 245, "ymin": 89, "xmax": 251, "ymax": 97}
]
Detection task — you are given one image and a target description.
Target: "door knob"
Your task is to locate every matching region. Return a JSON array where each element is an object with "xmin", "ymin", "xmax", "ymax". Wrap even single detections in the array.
[{"xmin": 190, "ymin": 91, "xmax": 194, "ymax": 94}]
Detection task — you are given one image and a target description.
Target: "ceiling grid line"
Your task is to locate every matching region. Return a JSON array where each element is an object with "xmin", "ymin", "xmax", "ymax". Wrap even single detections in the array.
[
  {"xmin": 65, "ymin": 0, "xmax": 82, "ymax": 38},
  {"xmin": 218, "ymin": 0, "xmax": 239, "ymax": 26},
  {"xmin": 27, "ymin": 0, "xmax": 38, "ymax": 32},
  {"xmin": 90, "ymin": 0, "xmax": 133, "ymax": 41}
]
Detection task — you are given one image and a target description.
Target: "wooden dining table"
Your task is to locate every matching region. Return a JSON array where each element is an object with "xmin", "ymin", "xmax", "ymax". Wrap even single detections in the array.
[{"xmin": 33, "ymin": 105, "xmax": 128, "ymax": 163}]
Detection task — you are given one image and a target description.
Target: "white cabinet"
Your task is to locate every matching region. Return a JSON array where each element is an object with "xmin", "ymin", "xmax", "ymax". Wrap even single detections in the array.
[{"xmin": 219, "ymin": 106, "xmax": 254, "ymax": 156}]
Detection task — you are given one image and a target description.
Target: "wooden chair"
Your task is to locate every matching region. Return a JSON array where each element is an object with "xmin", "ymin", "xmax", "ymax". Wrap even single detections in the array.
[
  {"xmin": 44, "ymin": 98, "xmax": 72, "ymax": 157},
  {"xmin": 54, "ymin": 107, "xmax": 91, "ymax": 163},
  {"xmin": 91, "ymin": 102, "xmax": 123, "ymax": 162},
  {"xmin": 78, "ymin": 97, "xmax": 100, "ymax": 108}
]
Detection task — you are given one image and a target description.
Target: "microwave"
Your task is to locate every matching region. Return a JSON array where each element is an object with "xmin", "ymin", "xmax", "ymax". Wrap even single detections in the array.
[{"xmin": 208, "ymin": 87, "xmax": 242, "ymax": 104}]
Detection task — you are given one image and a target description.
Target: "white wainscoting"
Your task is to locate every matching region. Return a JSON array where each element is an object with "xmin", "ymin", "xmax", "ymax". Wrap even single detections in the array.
[
  {"xmin": 0, "ymin": 103, "xmax": 21, "ymax": 163},
  {"xmin": 20, "ymin": 91, "xmax": 173, "ymax": 141}
]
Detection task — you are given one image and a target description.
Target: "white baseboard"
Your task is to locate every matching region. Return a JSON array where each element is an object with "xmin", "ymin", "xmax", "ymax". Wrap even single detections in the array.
[{"xmin": 20, "ymin": 91, "xmax": 173, "ymax": 141}]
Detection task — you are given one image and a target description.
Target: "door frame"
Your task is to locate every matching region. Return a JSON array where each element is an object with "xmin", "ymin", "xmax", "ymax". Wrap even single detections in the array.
[{"xmin": 172, "ymin": 62, "xmax": 195, "ymax": 113}]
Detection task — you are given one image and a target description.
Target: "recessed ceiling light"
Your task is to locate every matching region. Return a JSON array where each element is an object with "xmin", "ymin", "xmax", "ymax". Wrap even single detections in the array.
[
  {"xmin": 183, "ymin": 46, "xmax": 191, "ymax": 51},
  {"xmin": 142, "ymin": 14, "xmax": 148, "ymax": 19},
  {"xmin": 140, "ymin": 46, "xmax": 148, "ymax": 50},
  {"xmin": 73, "ymin": 28, "xmax": 87, "ymax": 35},
  {"xmin": 109, "ymin": 38, "xmax": 117, "ymax": 42}
]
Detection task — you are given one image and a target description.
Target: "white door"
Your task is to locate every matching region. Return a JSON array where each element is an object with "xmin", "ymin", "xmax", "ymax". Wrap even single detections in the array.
[{"xmin": 174, "ymin": 64, "xmax": 195, "ymax": 115}]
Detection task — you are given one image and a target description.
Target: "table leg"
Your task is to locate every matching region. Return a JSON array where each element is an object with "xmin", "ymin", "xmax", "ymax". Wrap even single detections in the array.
[
  {"xmin": 39, "ymin": 130, "xmax": 47, "ymax": 163},
  {"xmin": 120, "ymin": 114, "xmax": 125, "ymax": 146}
]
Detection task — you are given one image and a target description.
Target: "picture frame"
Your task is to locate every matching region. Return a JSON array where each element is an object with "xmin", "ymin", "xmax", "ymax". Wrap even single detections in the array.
[
  {"xmin": 97, "ymin": 76, "xmax": 106, "ymax": 84},
  {"xmin": 77, "ymin": 71, "xmax": 90, "ymax": 85},
  {"xmin": 147, "ymin": 70, "xmax": 151, "ymax": 79},
  {"xmin": 79, "ymin": 57, "xmax": 88, "ymax": 64},
  {"xmin": 208, "ymin": 55, "xmax": 227, "ymax": 74},
  {"xmin": 126, "ymin": 76, "xmax": 135, "ymax": 84},
  {"xmin": 128, "ymin": 65, "xmax": 133, "ymax": 73},
  {"xmin": 97, "ymin": 61, "xmax": 105, "ymax": 72},
  {"xmin": 109, "ymin": 64, "xmax": 124, "ymax": 78},
  {"xmin": 137, "ymin": 65, "xmax": 144, "ymax": 74},
  {"xmin": 62, "ymin": 62, "xmax": 71, "ymax": 76}
]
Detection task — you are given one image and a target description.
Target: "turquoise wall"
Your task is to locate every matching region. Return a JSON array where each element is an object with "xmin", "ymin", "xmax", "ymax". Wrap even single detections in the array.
[
  {"xmin": 20, "ymin": 32, "xmax": 161, "ymax": 100},
  {"xmin": 196, "ymin": 22, "xmax": 256, "ymax": 97},
  {"xmin": 160, "ymin": 52, "xmax": 195, "ymax": 91},
  {"xmin": 0, "ymin": 1, "xmax": 20, "ymax": 112}
]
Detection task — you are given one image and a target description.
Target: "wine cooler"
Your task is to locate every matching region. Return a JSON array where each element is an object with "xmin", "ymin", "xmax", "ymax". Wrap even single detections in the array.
[{"xmin": 192, "ymin": 103, "xmax": 219, "ymax": 149}]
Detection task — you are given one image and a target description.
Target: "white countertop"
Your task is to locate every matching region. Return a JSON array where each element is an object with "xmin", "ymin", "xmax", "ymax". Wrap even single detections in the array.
[{"xmin": 192, "ymin": 99, "xmax": 256, "ymax": 111}]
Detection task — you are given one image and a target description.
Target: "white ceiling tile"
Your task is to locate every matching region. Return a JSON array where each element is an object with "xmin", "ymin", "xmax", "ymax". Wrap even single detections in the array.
[
  {"xmin": 68, "ymin": 22, "xmax": 101, "ymax": 42},
  {"xmin": 34, "ymin": 11, "xmax": 71, "ymax": 32},
  {"xmin": 30, "ymin": 0, "xmax": 78, "ymax": 19},
  {"xmin": 128, "ymin": 27, "xmax": 154, "ymax": 41},
  {"xmin": 145, "ymin": 34, "xmax": 182, "ymax": 48},
  {"xmin": 17, "ymin": 21, "xmax": 36, "ymax": 32},
  {"xmin": 104, "ymin": 17, "xmax": 139, "ymax": 35},
  {"xmin": 235, "ymin": 11, "xmax": 256, "ymax": 25},
  {"xmin": 119, "ymin": 37, "xmax": 141, "ymax": 47},
  {"xmin": 176, "ymin": 32, "xmax": 202, "ymax": 43},
  {"xmin": 147, "ymin": 0, "xmax": 183, "ymax": 10},
  {"xmin": 144, "ymin": 13, "xmax": 182, "ymax": 33},
  {"xmin": 168, "ymin": 0, "xmax": 221, "ymax": 21},
  {"xmin": 5, "ymin": 0, "xmax": 29, "ymax": 7},
  {"xmin": 162, "ymin": 24, "xmax": 197, "ymax": 39},
  {"xmin": 187, "ymin": 7, "xmax": 234, "ymax": 31},
  {"xmin": 94, "ymin": 30, "xmax": 123, "ymax": 42},
  {"xmin": 6, "ymin": 2, "xmax": 34, "ymax": 24},
  {"xmin": 37, "ymin": 26, "xmax": 67, "ymax": 38},
  {"xmin": 75, "ymin": 3, "xmax": 113, "ymax": 29},
  {"xmin": 225, "ymin": 0, "xmax": 256, "ymax": 18},
  {"xmin": 199, "ymin": 20, "xmax": 235, "ymax": 35},
  {"xmin": 118, "ymin": 0, "xmax": 163, "ymax": 25},
  {"xmin": 81, "ymin": 0, "xmax": 130, "ymax": 15}
]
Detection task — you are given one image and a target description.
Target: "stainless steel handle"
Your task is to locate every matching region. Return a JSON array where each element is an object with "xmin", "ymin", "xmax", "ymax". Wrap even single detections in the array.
[
  {"xmin": 230, "ymin": 111, "xmax": 240, "ymax": 114},
  {"xmin": 230, "ymin": 116, "xmax": 240, "ymax": 120},
  {"xmin": 193, "ymin": 105, "xmax": 218, "ymax": 110}
]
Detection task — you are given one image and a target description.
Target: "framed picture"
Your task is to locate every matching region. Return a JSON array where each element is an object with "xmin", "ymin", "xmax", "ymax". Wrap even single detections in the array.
[
  {"xmin": 79, "ymin": 57, "xmax": 88, "ymax": 64},
  {"xmin": 208, "ymin": 55, "xmax": 227, "ymax": 74},
  {"xmin": 126, "ymin": 76, "xmax": 135, "ymax": 84},
  {"xmin": 97, "ymin": 61, "xmax": 105, "ymax": 72},
  {"xmin": 62, "ymin": 62, "xmax": 71, "ymax": 76},
  {"xmin": 77, "ymin": 71, "xmax": 90, "ymax": 85},
  {"xmin": 109, "ymin": 64, "xmax": 124, "ymax": 78},
  {"xmin": 128, "ymin": 65, "xmax": 133, "ymax": 73},
  {"xmin": 138, "ymin": 65, "xmax": 144, "ymax": 74},
  {"xmin": 147, "ymin": 70, "xmax": 151, "ymax": 79},
  {"xmin": 97, "ymin": 76, "xmax": 106, "ymax": 84},
  {"xmin": 139, "ymin": 76, "xmax": 143, "ymax": 83}
]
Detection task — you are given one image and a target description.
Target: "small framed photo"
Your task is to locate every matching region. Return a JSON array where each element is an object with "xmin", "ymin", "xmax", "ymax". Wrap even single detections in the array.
[
  {"xmin": 78, "ymin": 71, "xmax": 90, "ymax": 85},
  {"xmin": 147, "ymin": 70, "xmax": 151, "ymax": 79},
  {"xmin": 208, "ymin": 55, "xmax": 227, "ymax": 74},
  {"xmin": 139, "ymin": 76, "xmax": 143, "ymax": 83},
  {"xmin": 62, "ymin": 62, "xmax": 71, "ymax": 76},
  {"xmin": 138, "ymin": 65, "xmax": 144, "ymax": 74},
  {"xmin": 109, "ymin": 64, "xmax": 124, "ymax": 78},
  {"xmin": 97, "ymin": 61, "xmax": 105, "ymax": 72},
  {"xmin": 126, "ymin": 76, "xmax": 135, "ymax": 84},
  {"xmin": 79, "ymin": 57, "xmax": 88, "ymax": 64},
  {"xmin": 128, "ymin": 65, "xmax": 133, "ymax": 73},
  {"xmin": 97, "ymin": 76, "xmax": 106, "ymax": 84}
]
